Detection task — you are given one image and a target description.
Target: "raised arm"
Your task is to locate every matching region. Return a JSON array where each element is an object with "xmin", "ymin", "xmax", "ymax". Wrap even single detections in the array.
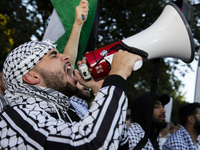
[{"xmin": 63, "ymin": 0, "xmax": 89, "ymax": 75}]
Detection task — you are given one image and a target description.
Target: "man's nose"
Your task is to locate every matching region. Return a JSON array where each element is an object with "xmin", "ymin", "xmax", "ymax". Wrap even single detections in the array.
[
  {"xmin": 61, "ymin": 54, "xmax": 70, "ymax": 61},
  {"xmin": 162, "ymin": 107, "xmax": 166, "ymax": 113}
]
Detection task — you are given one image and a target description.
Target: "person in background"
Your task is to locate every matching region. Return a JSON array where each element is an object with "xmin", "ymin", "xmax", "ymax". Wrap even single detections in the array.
[
  {"xmin": 169, "ymin": 122, "xmax": 179, "ymax": 134},
  {"xmin": 159, "ymin": 122, "xmax": 180, "ymax": 148},
  {"xmin": 128, "ymin": 92, "xmax": 170, "ymax": 150},
  {"xmin": 159, "ymin": 122, "xmax": 171, "ymax": 148},
  {"xmin": 163, "ymin": 102, "xmax": 200, "ymax": 150},
  {"xmin": 69, "ymin": 81, "xmax": 91, "ymax": 118},
  {"xmin": 126, "ymin": 114, "xmax": 131, "ymax": 128}
]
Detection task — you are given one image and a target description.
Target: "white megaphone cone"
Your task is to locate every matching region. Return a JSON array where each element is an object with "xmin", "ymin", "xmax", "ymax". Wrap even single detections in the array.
[
  {"xmin": 79, "ymin": 2, "xmax": 195, "ymax": 80},
  {"xmin": 123, "ymin": 2, "xmax": 194, "ymax": 63}
]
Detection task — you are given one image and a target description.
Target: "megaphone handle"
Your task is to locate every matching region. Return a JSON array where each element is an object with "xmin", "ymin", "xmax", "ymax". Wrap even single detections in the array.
[{"xmin": 104, "ymin": 55, "xmax": 143, "ymax": 71}]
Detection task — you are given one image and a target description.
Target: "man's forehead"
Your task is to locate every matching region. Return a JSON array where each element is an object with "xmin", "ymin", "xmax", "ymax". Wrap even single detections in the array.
[
  {"xmin": 43, "ymin": 48, "xmax": 59, "ymax": 57},
  {"xmin": 36, "ymin": 49, "xmax": 58, "ymax": 64},
  {"xmin": 48, "ymin": 48, "xmax": 58, "ymax": 53},
  {"xmin": 155, "ymin": 100, "xmax": 162, "ymax": 105}
]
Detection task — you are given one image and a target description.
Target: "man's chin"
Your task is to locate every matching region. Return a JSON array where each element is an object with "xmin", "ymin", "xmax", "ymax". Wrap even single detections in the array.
[
  {"xmin": 60, "ymin": 82, "xmax": 79, "ymax": 97},
  {"xmin": 154, "ymin": 121, "xmax": 167, "ymax": 129},
  {"xmin": 194, "ymin": 118, "xmax": 200, "ymax": 134},
  {"xmin": 75, "ymin": 92, "xmax": 90, "ymax": 100}
]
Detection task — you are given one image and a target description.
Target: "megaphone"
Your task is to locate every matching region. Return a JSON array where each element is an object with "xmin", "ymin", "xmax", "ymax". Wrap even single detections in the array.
[{"xmin": 79, "ymin": 2, "xmax": 195, "ymax": 80}]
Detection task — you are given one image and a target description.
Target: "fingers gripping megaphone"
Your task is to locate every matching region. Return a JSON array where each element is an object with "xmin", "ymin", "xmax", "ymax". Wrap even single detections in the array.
[{"xmin": 79, "ymin": 2, "xmax": 195, "ymax": 80}]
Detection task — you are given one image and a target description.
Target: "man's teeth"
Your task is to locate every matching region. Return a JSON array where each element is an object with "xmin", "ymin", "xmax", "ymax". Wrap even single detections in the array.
[{"xmin": 67, "ymin": 66, "xmax": 71, "ymax": 70}]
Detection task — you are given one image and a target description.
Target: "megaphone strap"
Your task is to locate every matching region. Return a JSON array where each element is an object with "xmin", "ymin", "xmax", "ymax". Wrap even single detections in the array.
[{"xmin": 119, "ymin": 42, "xmax": 148, "ymax": 58}]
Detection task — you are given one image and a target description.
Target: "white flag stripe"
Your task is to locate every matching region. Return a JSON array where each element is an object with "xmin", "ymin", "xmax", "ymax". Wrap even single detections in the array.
[{"xmin": 43, "ymin": 9, "xmax": 65, "ymax": 42}]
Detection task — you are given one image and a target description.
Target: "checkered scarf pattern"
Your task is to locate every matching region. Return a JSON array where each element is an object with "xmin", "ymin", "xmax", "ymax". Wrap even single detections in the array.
[
  {"xmin": 128, "ymin": 123, "xmax": 155, "ymax": 150},
  {"xmin": 3, "ymin": 40, "xmax": 56, "ymax": 86},
  {"xmin": 70, "ymin": 96, "xmax": 89, "ymax": 118},
  {"xmin": 163, "ymin": 125, "xmax": 200, "ymax": 150},
  {"xmin": 0, "ymin": 95, "xmax": 8, "ymax": 112},
  {"xmin": 2, "ymin": 40, "xmax": 71, "ymax": 114}
]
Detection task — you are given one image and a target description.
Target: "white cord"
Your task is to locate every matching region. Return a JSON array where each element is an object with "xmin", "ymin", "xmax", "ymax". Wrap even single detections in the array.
[
  {"xmin": 48, "ymin": 102, "xmax": 62, "ymax": 120},
  {"xmin": 48, "ymin": 101, "xmax": 73, "ymax": 123}
]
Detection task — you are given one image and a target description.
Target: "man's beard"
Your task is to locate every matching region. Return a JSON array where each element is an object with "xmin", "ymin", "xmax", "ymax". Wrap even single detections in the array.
[
  {"xmin": 75, "ymin": 88, "xmax": 91, "ymax": 100},
  {"xmin": 194, "ymin": 117, "xmax": 200, "ymax": 134},
  {"xmin": 153, "ymin": 121, "xmax": 167, "ymax": 130},
  {"xmin": 39, "ymin": 69, "xmax": 78, "ymax": 97},
  {"xmin": 153, "ymin": 115, "xmax": 167, "ymax": 130}
]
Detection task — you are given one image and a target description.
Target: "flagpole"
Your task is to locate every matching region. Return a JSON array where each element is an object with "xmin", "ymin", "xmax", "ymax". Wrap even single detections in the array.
[{"xmin": 194, "ymin": 46, "xmax": 200, "ymax": 102}]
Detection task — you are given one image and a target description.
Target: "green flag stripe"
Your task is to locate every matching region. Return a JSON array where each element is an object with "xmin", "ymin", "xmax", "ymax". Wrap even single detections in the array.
[{"xmin": 50, "ymin": 0, "xmax": 97, "ymax": 67}]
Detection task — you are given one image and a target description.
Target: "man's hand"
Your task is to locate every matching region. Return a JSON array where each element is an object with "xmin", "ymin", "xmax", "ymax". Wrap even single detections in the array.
[
  {"xmin": 74, "ymin": 58, "xmax": 103, "ymax": 96},
  {"xmin": 109, "ymin": 50, "xmax": 142, "ymax": 80},
  {"xmin": 75, "ymin": 0, "xmax": 89, "ymax": 26},
  {"xmin": 74, "ymin": 50, "xmax": 142, "ymax": 94}
]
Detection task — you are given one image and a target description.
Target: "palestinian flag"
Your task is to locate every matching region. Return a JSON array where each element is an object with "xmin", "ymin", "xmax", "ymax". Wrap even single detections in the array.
[{"xmin": 43, "ymin": 0, "xmax": 99, "ymax": 67}]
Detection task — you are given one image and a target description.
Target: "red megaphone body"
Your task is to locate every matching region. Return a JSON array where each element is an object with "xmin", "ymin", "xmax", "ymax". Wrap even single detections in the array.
[{"xmin": 85, "ymin": 41, "xmax": 121, "ymax": 80}]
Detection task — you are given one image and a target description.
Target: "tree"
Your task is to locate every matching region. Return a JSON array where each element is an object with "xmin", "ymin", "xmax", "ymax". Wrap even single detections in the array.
[
  {"xmin": 25, "ymin": 0, "xmax": 53, "ymax": 41},
  {"xmin": 0, "ymin": 0, "xmax": 53, "ymax": 65},
  {"xmin": 0, "ymin": 13, "xmax": 14, "ymax": 65},
  {"xmin": 97, "ymin": 0, "xmax": 166, "ymax": 47}
]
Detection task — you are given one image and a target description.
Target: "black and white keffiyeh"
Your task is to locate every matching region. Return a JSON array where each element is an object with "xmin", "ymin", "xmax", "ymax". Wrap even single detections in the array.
[
  {"xmin": 2, "ymin": 40, "xmax": 72, "ymax": 119},
  {"xmin": 128, "ymin": 123, "xmax": 155, "ymax": 150},
  {"xmin": 70, "ymin": 96, "xmax": 89, "ymax": 118},
  {"xmin": 3, "ymin": 40, "xmax": 56, "ymax": 86},
  {"xmin": 7, "ymin": 85, "xmax": 71, "ymax": 118},
  {"xmin": 0, "ymin": 95, "xmax": 8, "ymax": 112},
  {"xmin": 163, "ymin": 125, "xmax": 200, "ymax": 150}
]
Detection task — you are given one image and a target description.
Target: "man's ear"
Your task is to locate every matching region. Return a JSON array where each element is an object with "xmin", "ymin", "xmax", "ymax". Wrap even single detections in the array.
[
  {"xmin": 188, "ymin": 115, "xmax": 195, "ymax": 125},
  {"xmin": 22, "ymin": 71, "xmax": 40, "ymax": 85}
]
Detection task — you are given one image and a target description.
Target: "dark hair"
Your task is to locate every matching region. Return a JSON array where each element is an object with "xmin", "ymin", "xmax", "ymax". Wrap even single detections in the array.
[{"xmin": 178, "ymin": 102, "xmax": 200, "ymax": 126}]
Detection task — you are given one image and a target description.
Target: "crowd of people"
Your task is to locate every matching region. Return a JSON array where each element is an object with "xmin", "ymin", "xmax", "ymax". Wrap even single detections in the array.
[{"xmin": 0, "ymin": 0, "xmax": 200, "ymax": 149}]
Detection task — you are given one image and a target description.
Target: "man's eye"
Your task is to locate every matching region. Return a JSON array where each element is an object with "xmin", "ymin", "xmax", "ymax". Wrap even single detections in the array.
[{"xmin": 52, "ymin": 51, "xmax": 58, "ymax": 57}]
